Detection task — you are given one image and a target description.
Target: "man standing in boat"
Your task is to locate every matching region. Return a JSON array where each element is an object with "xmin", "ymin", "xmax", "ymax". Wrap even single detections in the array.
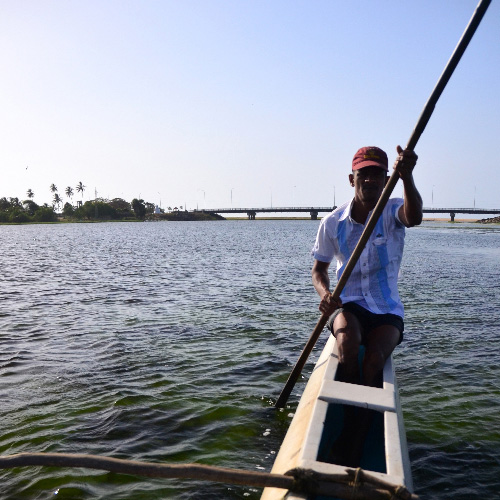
[{"xmin": 311, "ymin": 145, "xmax": 422, "ymax": 389}]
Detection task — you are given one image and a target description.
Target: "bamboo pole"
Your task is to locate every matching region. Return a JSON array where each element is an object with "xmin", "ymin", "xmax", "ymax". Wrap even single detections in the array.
[{"xmin": 0, "ymin": 453, "xmax": 419, "ymax": 499}]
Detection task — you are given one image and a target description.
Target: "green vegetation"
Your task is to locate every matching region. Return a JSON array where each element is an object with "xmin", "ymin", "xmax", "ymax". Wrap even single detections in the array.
[
  {"xmin": 0, "ymin": 195, "xmax": 147, "ymax": 223},
  {"xmin": 0, "ymin": 181, "xmax": 179, "ymax": 223},
  {"xmin": 0, "ymin": 197, "xmax": 58, "ymax": 223},
  {"xmin": 158, "ymin": 210, "xmax": 225, "ymax": 221},
  {"xmin": 0, "ymin": 194, "xmax": 224, "ymax": 224}
]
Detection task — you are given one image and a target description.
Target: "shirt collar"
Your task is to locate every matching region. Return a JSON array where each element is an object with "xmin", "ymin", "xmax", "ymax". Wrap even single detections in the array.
[
  {"xmin": 339, "ymin": 199, "xmax": 353, "ymax": 222},
  {"xmin": 342, "ymin": 197, "xmax": 377, "ymax": 225}
]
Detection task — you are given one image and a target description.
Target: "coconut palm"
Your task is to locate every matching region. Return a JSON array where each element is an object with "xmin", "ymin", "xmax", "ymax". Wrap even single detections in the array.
[
  {"xmin": 53, "ymin": 193, "xmax": 62, "ymax": 211},
  {"xmin": 50, "ymin": 184, "xmax": 58, "ymax": 194},
  {"xmin": 65, "ymin": 186, "xmax": 74, "ymax": 199},
  {"xmin": 27, "ymin": 189, "xmax": 34, "ymax": 199},
  {"xmin": 76, "ymin": 181, "xmax": 85, "ymax": 200}
]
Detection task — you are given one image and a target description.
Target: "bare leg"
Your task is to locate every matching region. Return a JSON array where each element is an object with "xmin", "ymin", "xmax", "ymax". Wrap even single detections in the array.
[
  {"xmin": 327, "ymin": 311, "xmax": 363, "ymax": 465},
  {"xmin": 328, "ymin": 322, "xmax": 400, "ymax": 467},
  {"xmin": 333, "ymin": 310, "xmax": 363, "ymax": 384},
  {"xmin": 342, "ymin": 326, "xmax": 401, "ymax": 466},
  {"xmin": 362, "ymin": 325, "xmax": 401, "ymax": 387}
]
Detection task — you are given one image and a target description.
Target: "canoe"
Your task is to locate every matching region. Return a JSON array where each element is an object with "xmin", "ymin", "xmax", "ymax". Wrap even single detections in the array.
[{"xmin": 262, "ymin": 334, "xmax": 413, "ymax": 499}]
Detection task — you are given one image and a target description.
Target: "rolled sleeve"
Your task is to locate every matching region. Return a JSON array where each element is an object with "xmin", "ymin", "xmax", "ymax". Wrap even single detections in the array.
[{"xmin": 311, "ymin": 217, "xmax": 335, "ymax": 263}]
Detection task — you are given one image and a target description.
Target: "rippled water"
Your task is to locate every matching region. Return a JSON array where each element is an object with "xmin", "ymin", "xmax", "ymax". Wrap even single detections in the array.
[{"xmin": 1, "ymin": 220, "xmax": 499, "ymax": 499}]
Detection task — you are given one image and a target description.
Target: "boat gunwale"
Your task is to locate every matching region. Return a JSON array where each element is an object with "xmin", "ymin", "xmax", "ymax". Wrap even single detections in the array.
[{"xmin": 262, "ymin": 335, "xmax": 413, "ymax": 499}]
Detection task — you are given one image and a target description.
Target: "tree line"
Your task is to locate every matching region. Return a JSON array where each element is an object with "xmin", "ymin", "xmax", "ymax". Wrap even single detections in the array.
[{"xmin": 0, "ymin": 182, "xmax": 173, "ymax": 223}]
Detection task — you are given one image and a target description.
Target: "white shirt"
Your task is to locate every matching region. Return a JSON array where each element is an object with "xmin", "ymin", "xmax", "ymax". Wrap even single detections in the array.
[{"xmin": 311, "ymin": 198, "xmax": 406, "ymax": 318}]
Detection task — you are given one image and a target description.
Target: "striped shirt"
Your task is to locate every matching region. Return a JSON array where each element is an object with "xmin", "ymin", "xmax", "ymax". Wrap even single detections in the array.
[{"xmin": 311, "ymin": 198, "xmax": 406, "ymax": 318}]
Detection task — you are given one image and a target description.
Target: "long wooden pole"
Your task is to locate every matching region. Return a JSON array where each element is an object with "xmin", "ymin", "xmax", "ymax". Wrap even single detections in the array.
[
  {"xmin": 0, "ymin": 452, "xmax": 419, "ymax": 499},
  {"xmin": 276, "ymin": 0, "xmax": 491, "ymax": 408}
]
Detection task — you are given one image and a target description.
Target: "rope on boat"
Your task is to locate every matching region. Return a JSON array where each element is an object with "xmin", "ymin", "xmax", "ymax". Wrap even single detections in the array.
[
  {"xmin": 0, "ymin": 452, "xmax": 419, "ymax": 500},
  {"xmin": 289, "ymin": 467, "xmax": 416, "ymax": 500},
  {"xmin": 351, "ymin": 467, "xmax": 362, "ymax": 498},
  {"xmin": 345, "ymin": 468, "xmax": 415, "ymax": 500}
]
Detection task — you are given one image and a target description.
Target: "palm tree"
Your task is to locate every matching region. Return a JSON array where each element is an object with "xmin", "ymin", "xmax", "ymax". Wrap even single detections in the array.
[
  {"xmin": 53, "ymin": 193, "xmax": 62, "ymax": 211},
  {"xmin": 65, "ymin": 186, "xmax": 74, "ymax": 200},
  {"xmin": 76, "ymin": 181, "xmax": 85, "ymax": 201},
  {"xmin": 27, "ymin": 189, "xmax": 34, "ymax": 199},
  {"xmin": 50, "ymin": 184, "xmax": 58, "ymax": 194}
]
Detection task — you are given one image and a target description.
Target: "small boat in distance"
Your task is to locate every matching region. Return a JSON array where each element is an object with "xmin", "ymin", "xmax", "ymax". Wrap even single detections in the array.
[{"xmin": 262, "ymin": 335, "xmax": 413, "ymax": 499}]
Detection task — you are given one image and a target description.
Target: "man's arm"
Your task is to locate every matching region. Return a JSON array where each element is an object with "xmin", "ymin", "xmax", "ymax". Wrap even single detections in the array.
[
  {"xmin": 395, "ymin": 146, "xmax": 423, "ymax": 227},
  {"xmin": 312, "ymin": 259, "xmax": 341, "ymax": 315}
]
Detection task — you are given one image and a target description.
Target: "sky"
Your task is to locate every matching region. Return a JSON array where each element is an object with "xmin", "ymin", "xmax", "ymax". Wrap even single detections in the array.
[{"xmin": 1, "ymin": 0, "xmax": 499, "ymax": 213}]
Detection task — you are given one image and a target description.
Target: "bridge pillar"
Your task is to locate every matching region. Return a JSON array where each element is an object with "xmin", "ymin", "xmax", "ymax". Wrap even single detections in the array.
[
  {"xmin": 247, "ymin": 211, "xmax": 256, "ymax": 220},
  {"xmin": 450, "ymin": 212, "xmax": 455, "ymax": 222},
  {"xmin": 310, "ymin": 210, "xmax": 318, "ymax": 220}
]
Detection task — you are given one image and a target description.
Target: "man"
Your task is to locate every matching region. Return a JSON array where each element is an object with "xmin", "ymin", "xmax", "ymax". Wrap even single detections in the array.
[{"xmin": 311, "ymin": 146, "xmax": 422, "ymax": 389}]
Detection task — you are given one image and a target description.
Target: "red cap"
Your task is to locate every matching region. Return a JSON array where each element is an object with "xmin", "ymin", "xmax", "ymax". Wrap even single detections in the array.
[{"xmin": 352, "ymin": 146, "xmax": 388, "ymax": 171}]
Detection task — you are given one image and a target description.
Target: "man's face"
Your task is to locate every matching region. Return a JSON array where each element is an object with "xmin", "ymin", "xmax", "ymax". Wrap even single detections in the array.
[{"xmin": 349, "ymin": 166, "xmax": 388, "ymax": 205}]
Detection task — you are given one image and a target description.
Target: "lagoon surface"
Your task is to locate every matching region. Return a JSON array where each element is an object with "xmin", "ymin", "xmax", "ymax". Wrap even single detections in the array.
[{"xmin": 1, "ymin": 220, "xmax": 500, "ymax": 499}]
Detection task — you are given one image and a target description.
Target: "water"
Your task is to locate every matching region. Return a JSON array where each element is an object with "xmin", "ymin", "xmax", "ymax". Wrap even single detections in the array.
[{"xmin": 1, "ymin": 220, "xmax": 499, "ymax": 499}]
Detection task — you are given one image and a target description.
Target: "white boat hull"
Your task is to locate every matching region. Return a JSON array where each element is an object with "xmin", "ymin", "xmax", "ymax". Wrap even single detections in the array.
[{"xmin": 262, "ymin": 335, "xmax": 413, "ymax": 499}]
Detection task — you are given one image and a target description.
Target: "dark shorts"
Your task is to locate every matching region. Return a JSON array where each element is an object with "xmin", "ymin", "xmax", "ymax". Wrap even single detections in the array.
[{"xmin": 326, "ymin": 302, "xmax": 404, "ymax": 345}]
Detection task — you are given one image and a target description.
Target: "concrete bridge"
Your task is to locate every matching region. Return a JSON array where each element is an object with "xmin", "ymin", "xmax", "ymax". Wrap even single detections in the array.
[{"xmin": 200, "ymin": 206, "xmax": 500, "ymax": 221}]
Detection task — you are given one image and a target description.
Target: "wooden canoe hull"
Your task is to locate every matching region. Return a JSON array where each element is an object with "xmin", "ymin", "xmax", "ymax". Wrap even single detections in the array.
[{"xmin": 262, "ymin": 335, "xmax": 413, "ymax": 499}]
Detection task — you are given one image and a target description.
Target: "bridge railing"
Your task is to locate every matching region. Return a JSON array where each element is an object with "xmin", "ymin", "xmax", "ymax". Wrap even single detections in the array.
[
  {"xmin": 193, "ymin": 206, "xmax": 500, "ymax": 221},
  {"xmin": 199, "ymin": 206, "xmax": 500, "ymax": 214}
]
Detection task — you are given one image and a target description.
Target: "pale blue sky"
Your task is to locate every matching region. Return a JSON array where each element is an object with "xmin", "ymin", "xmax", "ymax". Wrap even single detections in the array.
[{"xmin": 1, "ymin": 1, "xmax": 499, "ymax": 212}]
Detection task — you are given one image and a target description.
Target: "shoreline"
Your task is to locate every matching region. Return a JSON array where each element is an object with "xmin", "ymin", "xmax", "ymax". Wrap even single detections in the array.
[{"xmin": 2, "ymin": 217, "xmax": 499, "ymax": 225}]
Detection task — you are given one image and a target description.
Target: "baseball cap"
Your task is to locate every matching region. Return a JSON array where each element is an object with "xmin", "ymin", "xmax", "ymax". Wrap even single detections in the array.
[{"xmin": 352, "ymin": 146, "xmax": 388, "ymax": 171}]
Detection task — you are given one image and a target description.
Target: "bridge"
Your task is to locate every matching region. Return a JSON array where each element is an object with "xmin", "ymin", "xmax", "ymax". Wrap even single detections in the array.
[{"xmin": 198, "ymin": 207, "xmax": 500, "ymax": 221}]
